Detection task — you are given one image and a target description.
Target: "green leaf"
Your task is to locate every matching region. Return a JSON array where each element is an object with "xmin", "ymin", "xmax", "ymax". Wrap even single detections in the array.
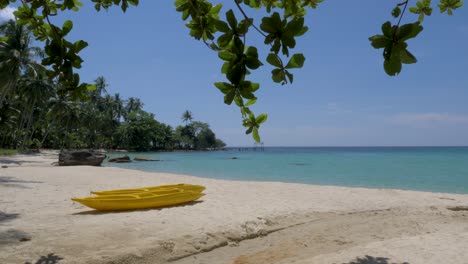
[
  {"xmin": 382, "ymin": 21, "xmax": 393, "ymax": 37},
  {"xmin": 221, "ymin": 62, "xmax": 229, "ymax": 74},
  {"xmin": 369, "ymin": 35, "xmax": 390, "ymax": 49},
  {"xmin": 210, "ymin": 3, "xmax": 222, "ymax": 15},
  {"xmin": 226, "ymin": 10, "xmax": 238, "ymax": 29},
  {"xmin": 271, "ymin": 68, "xmax": 284, "ymax": 83},
  {"xmin": 285, "ymin": 70, "xmax": 294, "ymax": 83},
  {"xmin": 252, "ymin": 127, "xmax": 260, "ymax": 142},
  {"xmin": 224, "ymin": 90, "xmax": 236, "ymax": 105},
  {"xmin": 398, "ymin": 22, "xmax": 424, "ymax": 41},
  {"xmin": 286, "ymin": 17, "xmax": 305, "ymax": 36},
  {"xmin": 86, "ymin": 84, "xmax": 97, "ymax": 91},
  {"xmin": 62, "ymin": 20, "xmax": 73, "ymax": 36},
  {"xmin": 454, "ymin": 1, "xmax": 464, "ymax": 8},
  {"xmin": 74, "ymin": 40, "xmax": 88, "ymax": 53},
  {"xmin": 245, "ymin": 98, "xmax": 257, "ymax": 106},
  {"xmin": 217, "ymin": 33, "xmax": 233, "ymax": 47},
  {"xmin": 238, "ymin": 19, "xmax": 253, "ymax": 35},
  {"xmin": 383, "ymin": 57, "xmax": 402, "ymax": 76},
  {"xmin": 245, "ymin": 46, "xmax": 258, "ymax": 57},
  {"xmin": 218, "ymin": 51, "xmax": 236, "ymax": 61},
  {"xmin": 400, "ymin": 49, "xmax": 417, "ymax": 64},
  {"xmin": 214, "ymin": 20, "xmax": 230, "ymax": 33},
  {"xmin": 423, "ymin": 7, "xmax": 433, "ymax": 15},
  {"xmin": 409, "ymin": 7, "xmax": 419, "ymax": 13},
  {"xmin": 227, "ymin": 63, "xmax": 245, "ymax": 84},
  {"xmin": 245, "ymin": 47, "xmax": 262, "ymax": 69},
  {"xmin": 234, "ymin": 94, "xmax": 243, "ymax": 107},
  {"xmin": 418, "ymin": 13, "xmax": 425, "ymax": 22},
  {"xmin": 285, "ymin": 54, "xmax": 305, "ymax": 69},
  {"xmin": 256, "ymin": 113, "xmax": 268, "ymax": 124},
  {"xmin": 245, "ymin": 59, "xmax": 262, "ymax": 70},
  {"xmin": 392, "ymin": 6, "xmax": 401, "ymax": 17},
  {"xmin": 266, "ymin": 53, "xmax": 282, "ymax": 67},
  {"xmin": 250, "ymin": 82, "xmax": 260, "ymax": 92},
  {"xmin": 260, "ymin": 12, "xmax": 282, "ymax": 33},
  {"xmin": 214, "ymin": 82, "xmax": 234, "ymax": 94}
]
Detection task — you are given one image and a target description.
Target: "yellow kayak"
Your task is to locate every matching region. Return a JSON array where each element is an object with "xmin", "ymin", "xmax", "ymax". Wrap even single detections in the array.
[
  {"xmin": 72, "ymin": 190, "xmax": 204, "ymax": 211},
  {"xmin": 91, "ymin": 184, "xmax": 205, "ymax": 196}
]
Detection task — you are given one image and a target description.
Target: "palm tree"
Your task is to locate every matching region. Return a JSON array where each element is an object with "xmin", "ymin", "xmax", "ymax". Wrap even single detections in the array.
[
  {"xmin": 181, "ymin": 110, "xmax": 193, "ymax": 125},
  {"xmin": 0, "ymin": 97, "xmax": 20, "ymax": 147},
  {"xmin": 90, "ymin": 76, "xmax": 108, "ymax": 99},
  {"xmin": 123, "ymin": 97, "xmax": 143, "ymax": 120},
  {"xmin": 16, "ymin": 73, "xmax": 54, "ymax": 148},
  {"xmin": 0, "ymin": 20, "xmax": 44, "ymax": 107},
  {"xmin": 113, "ymin": 93, "xmax": 123, "ymax": 121},
  {"xmin": 47, "ymin": 94, "xmax": 78, "ymax": 149}
]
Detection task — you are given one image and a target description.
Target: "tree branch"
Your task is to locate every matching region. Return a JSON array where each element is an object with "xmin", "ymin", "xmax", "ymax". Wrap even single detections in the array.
[
  {"xmin": 234, "ymin": 0, "xmax": 268, "ymax": 38},
  {"xmin": 396, "ymin": 0, "xmax": 409, "ymax": 27}
]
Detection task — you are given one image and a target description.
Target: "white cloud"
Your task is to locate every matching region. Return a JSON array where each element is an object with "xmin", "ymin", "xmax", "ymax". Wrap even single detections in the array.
[
  {"xmin": 389, "ymin": 113, "xmax": 468, "ymax": 126},
  {"xmin": 0, "ymin": 6, "xmax": 16, "ymax": 22}
]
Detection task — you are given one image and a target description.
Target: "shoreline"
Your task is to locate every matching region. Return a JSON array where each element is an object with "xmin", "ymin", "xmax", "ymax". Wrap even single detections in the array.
[
  {"xmin": 1, "ymin": 153, "xmax": 468, "ymax": 263},
  {"xmin": 105, "ymin": 164, "xmax": 468, "ymax": 196}
]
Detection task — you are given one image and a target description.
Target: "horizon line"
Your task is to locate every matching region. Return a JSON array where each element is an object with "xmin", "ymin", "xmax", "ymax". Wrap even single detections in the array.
[{"xmin": 225, "ymin": 145, "xmax": 468, "ymax": 148}]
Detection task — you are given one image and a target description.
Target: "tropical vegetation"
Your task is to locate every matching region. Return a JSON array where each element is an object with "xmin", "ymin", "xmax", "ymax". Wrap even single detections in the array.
[
  {"xmin": 0, "ymin": 20, "xmax": 226, "ymax": 151},
  {"xmin": 0, "ymin": 0, "xmax": 463, "ymax": 142}
]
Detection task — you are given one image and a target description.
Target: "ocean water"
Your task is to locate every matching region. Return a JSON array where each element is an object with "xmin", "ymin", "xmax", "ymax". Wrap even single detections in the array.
[{"xmin": 105, "ymin": 147, "xmax": 468, "ymax": 194}]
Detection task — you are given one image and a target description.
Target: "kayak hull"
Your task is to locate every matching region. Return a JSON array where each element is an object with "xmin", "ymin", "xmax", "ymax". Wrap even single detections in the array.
[
  {"xmin": 91, "ymin": 184, "xmax": 205, "ymax": 196},
  {"xmin": 72, "ymin": 191, "xmax": 204, "ymax": 211}
]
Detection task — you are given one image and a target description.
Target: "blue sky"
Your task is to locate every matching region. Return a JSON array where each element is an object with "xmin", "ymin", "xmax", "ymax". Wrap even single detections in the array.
[{"xmin": 2, "ymin": 1, "xmax": 468, "ymax": 146}]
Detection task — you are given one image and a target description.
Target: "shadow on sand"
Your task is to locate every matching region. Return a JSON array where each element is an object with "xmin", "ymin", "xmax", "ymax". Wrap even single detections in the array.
[
  {"xmin": 343, "ymin": 255, "xmax": 409, "ymax": 264},
  {"xmin": 0, "ymin": 229, "xmax": 30, "ymax": 245},
  {"xmin": 0, "ymin": 211, "xmax": 28, "ymax": 245},
  {"xmin": 0, "ymin": 176, "xmax": 42, "ymax": 189},
  {"xmin": 0, "ymin": 157, "xmax": 46, "ymax": 165},
  {"xmin": 0, "ymin": 211, "xmax": 19, "ymax": 223},
  {"xmin": 72, "ymin": 200, "xmax": 204, "ymax": 215},
  {"xmin": 25, "ymin": 253, "xmax": 63, "ymax": 264}
]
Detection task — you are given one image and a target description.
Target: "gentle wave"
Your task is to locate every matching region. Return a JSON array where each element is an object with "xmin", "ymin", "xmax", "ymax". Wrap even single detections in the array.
[{"xmin": 105, "ymin": 147, "xmax": 468, "ymax": 194}]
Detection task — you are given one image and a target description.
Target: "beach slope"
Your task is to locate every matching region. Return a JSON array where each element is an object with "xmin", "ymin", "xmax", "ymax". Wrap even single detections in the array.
[{"xmin": 1, "ymin": 154, "xmax": 468, "ymax": 264}]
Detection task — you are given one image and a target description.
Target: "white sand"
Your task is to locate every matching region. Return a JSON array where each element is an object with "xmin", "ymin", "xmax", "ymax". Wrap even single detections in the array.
[{"xmin": 1, "ymin": 153, "xmax": 468, "ymax": 264}]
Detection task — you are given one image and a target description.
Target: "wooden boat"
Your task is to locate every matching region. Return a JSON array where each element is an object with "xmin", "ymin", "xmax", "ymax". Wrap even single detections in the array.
[
  {"xmin": 91, "ymin": 184, "xmax": 205, "ymax": 196},
  {"xmin": 72, "ymin": 190, "xmax": 204, "ymax": 211}
]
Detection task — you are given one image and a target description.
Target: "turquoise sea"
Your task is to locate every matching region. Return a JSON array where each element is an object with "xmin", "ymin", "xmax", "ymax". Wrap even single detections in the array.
[{"xmin": 105, "ymin": 147, "xmax": 468, "ymax": 194}]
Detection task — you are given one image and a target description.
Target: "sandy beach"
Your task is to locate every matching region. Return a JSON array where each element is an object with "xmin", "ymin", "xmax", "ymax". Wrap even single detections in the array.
[{"xmin": 1, "ymin": 153, "xmax": 468, "ymax": 264}]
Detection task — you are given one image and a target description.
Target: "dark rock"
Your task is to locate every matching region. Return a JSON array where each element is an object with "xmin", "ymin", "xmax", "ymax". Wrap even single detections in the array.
[
  {"xmin": 447, "ymin": 206, "xmax": 468, "ymax": 211},
  {"xmin": 230, "ymin": 157, "xmax": 238, "ymax": 160},
  {"xmin": 1, "ymin": 165, "xmax": 7, "ymax": 168},
  {"xmin": 108, "ymin": 155, "xmax": 131, "ymax": 163},
  {"xmin": 58, "ymin": 150, "xmax": 106, "ymax": 166},
  {"xmin": 134, "ymin": 157, "xmax": 160, "ymax": 161},
  {"xmin": 112, "ymin": 160, "xmax": 132, "ymax": 163}
]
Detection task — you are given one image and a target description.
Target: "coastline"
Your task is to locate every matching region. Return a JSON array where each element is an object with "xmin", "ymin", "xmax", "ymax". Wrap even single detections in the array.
[{"xmin": 1, "ymin": 153, "xmax": 468, "ymax": 263}]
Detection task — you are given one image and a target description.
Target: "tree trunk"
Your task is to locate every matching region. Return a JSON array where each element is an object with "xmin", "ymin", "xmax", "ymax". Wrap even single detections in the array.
[{"xmin": 21, "ymin": 99, "xmax": 36, "ymax": 149}]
